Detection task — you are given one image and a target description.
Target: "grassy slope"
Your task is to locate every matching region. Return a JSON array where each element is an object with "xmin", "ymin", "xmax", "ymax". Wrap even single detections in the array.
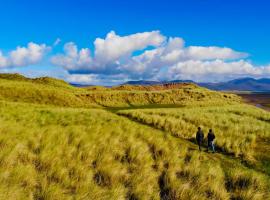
[
  {"xmin": 0, "ymin": 74, "xmax": 240, "ymax": 108},
  {"xmin": 0, "ymin": 74, "xmax": 269, "ymax": 199},
  {"xmin": 0, "ymin": 101, "xmax": 269, "ymax": 200},
  {"xmin": 117, "ymin": 105, "xmax": 270, "ymax": 155}
]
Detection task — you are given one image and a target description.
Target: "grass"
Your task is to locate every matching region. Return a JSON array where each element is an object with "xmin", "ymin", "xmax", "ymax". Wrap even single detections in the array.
[
  {"xmin": 0, "ymin": 100, "xmax": 269, "ymax": 199},
  {"xmin": 117, "ymin": 104, "xmax": 270, "ymax": 161},
  {"xmin": 0, "ymin": 73, "xmax": 269, "ymax": 199},
  {"xmin": 0, "ymin": 73, "xmax": 240, "ymax": 108}
]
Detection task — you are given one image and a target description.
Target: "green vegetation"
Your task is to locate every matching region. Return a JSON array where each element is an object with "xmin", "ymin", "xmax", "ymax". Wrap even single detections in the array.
[
  {"xmin": 0, "ymin": 74, "xmax": 269, "ymax": 199},
  {"xmin": 0, "ymin": 73, "xmax": 240, "ymax": 108},
  {"xmin": 0, "ymin": 101, "xmax": 269, "ymax": 200},
  {"xmin": 117, "ymin": 105, "xmax": 270, "ymax": 160}
]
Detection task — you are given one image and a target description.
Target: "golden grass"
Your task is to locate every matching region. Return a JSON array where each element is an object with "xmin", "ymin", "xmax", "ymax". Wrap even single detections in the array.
[
  {"xmin": 0, "ymin": 73, "xmax": 269, "ymax": 199},
  {"xmin": 0, "ymin": 100, "xmax": 269, "ymax": 199},
  {"xmin": 0, "ymin": 73, "xmax": 240, "ymax": 108},
  {"xmin": 117, "ymin": 104, "xmax": 270, "ymax": 160}
]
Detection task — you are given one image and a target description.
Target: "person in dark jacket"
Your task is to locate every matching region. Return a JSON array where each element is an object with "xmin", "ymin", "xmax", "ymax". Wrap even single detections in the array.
[
  {"xmin": 196, "ymin": 127, "xmax": 204, "ymax": 151},
  {"xmin": 207, "ymin": 129, "xmax": 216, "ymax": 153}
]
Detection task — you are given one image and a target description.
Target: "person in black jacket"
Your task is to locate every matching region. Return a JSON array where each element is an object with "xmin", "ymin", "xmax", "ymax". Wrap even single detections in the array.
[
  {"xmin": 207, "ymin": 129, "xmax": 216, "ymax": 153},
  {"xmin": 196, "ymin": 127, "xmax": 204, "ymax": 151}
]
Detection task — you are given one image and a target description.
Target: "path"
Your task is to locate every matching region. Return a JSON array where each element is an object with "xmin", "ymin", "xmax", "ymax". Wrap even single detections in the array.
[{"xmin": 106, "ymin": 107, "xmax": 270, "ymax": 180}]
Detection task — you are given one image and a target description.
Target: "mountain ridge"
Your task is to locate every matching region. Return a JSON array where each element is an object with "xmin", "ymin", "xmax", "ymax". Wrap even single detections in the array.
[{"xmin": 123, "ymin": 78, "xmax": 270, "ymax": 92}]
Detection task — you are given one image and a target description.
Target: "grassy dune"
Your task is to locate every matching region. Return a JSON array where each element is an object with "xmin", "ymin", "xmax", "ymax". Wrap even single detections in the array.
[
  {"xmin": 0, "ymin": 74, "xmax": 240, "ymax": 108},
  {"xmin": 0, "ymin": 74, "xmax": 269, "ymax": 199},
  {"xmin": 0, "ymin": 101, "xmax": 269, "ymax": 200},
  {"xmin": 117, "ymin": 105, "xmax": 270, "ymax": 160}
]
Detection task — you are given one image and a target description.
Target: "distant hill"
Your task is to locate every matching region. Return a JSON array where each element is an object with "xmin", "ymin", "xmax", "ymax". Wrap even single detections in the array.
[
  {"xmin": 124, "ymin": 80, "xmax": 194, "ymax": 85},
  {"xmin": 0, "ymin": 73, "xmax": 240, "ymax": 107},
  {"xmin": 123, "ymin": 78, "xmax": 270, "ymax": 92},
  {"xmin": 124, "ymin": 80, "xmax": 160, "ymax": 85},
  {"xmin": 199, "ymin": 78, "xmax": 270, "ymax": 92}
]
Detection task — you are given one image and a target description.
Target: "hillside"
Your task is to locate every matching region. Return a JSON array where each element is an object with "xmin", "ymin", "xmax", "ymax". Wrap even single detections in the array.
[
  {"xmin": 0, "ymin": 73, "xmax": 269, "ymax": 199},
  {"xmin": 123, "ymin": 78, "xmax": 270, "ymax": 92},
  {"xmin": 200, "ymin": 78, "xmax": 270, "ymax": 92},
  {"xmin": 0, "ymin": 100, "xmax": 269, "ymax": 200},
  {"xmin": 0, "ymin": 74, "xmax": 240, "ymax": 108}
]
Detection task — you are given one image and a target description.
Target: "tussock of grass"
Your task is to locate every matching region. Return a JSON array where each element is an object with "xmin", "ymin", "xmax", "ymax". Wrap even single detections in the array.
[
  {"xmin": 0, "ymin": 101, "xmax": 269, "ymax": 199},
  {"xmin": 117, "ymin": 104, "xmax": 270, "ymax": 160}
]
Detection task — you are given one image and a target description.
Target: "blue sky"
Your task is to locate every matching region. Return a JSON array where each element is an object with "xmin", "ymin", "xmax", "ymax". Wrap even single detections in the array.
[{"xmin": 0, "ymin": 0, "xmax": 270, "ymax": 84}]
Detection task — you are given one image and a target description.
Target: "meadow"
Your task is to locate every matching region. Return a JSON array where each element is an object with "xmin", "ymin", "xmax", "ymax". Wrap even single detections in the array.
[
  {"xmin": 0, "ymin": 74, "xmax": 269, "ymax": 200},
  {"xmin": 0, "ymin": 100, "xmax": 269, "ymax": 200},
  {"xmin": 117, "ymin": 105, "xmax": 270, "ymax": 160}
]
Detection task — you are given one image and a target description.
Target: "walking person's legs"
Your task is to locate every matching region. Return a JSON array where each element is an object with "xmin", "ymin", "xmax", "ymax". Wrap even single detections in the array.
[
  {"xmin": 197, "ymin": 140, "xmax": 200, "ymax": 151},
  {"xmin": 209, "ymin": 141, "xmax": 215, "ymax": 152},
  {"xmin": 211, "ymin": 141, "xmax": 215, "ymax": 153}
]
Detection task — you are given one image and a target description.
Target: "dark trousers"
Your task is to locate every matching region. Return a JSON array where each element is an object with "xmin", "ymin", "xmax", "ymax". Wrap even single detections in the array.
[{"xmin": 197, "ymin": 141, "xmax": 202, "ymax": 150}]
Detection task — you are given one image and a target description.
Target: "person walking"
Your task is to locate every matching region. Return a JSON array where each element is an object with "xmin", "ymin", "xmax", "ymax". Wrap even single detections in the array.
[
  {"xmin": 196, "ymin": 127, "xmax": 204, "ymax": 151},
  {"xmin": 207, "ymin": 129, "xmax": 216, "ymax": 153}
]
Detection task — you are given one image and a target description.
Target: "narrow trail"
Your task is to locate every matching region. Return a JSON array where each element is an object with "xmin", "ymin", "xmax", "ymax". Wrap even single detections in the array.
[{"xmin": 105, "ymin": 107, "xmax": 270, "ymax": 180}]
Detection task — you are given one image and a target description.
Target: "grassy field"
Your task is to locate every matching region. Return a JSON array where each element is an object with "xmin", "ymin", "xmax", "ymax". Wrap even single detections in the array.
[
  {"xmin": 0, "ymin": 74, "xmax": 269, "ymax": 200},
  {"xmin": 0, "ymin": 101, "xmax": 269, "ymax": 200},
  {"xmin": 117, "ymin": 105, "xmax": 270, "ymax": 159}
]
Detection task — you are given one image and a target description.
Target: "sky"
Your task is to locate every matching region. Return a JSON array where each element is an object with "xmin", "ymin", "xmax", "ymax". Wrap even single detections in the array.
[{"xmin": 0, "ymin": 0, "xmax": 270, "ymax": 85}]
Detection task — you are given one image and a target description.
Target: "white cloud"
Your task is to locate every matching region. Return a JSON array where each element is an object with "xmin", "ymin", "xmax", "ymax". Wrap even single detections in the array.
[
  {"xmin": 162, "ymin": 59, "xmax": 270, "ymax": 82},
  {"xmin": 94, "ymin": 31, "xmax": 165, "ymax": 65},
  {"xmin": 0, "ymin": 42, "xmax": 50, "ymax": 68},
  {"xmin": 51, "ymin": 31, "xmax": 166, "ymax": 73},
  {"xmin": 2, "ymin": 31, "xmax": 268, "ymax": 84},
  {"xmin": 66, "ymin": 74, "xmax": 99, "ymax": 84},
  {"xmin": 0, "ymin": 51, "xmax": 9, "ymax": 68},
  {"xmin": 51, "ymin": 42, "xmax": 92, "ymax": 71},
  {"xmin": 186, "ymin": 46, "xmax": 248, "ymax": 60}
]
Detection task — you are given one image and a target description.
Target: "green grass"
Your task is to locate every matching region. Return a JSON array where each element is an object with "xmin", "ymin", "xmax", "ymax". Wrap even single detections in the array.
[
  {"xmin": 117, "ymin": 104, "xmax": 270, "ymax": 160},
  {"xmin": 0, "ymin": 100, "xmax": 269, "ymax": 200},
  {"xmin": 0, "ymin": 73, "xmax": 269, "ymax": 199},
  {"xmin": 0, "ymin": 73, "xmax": 240, "ymax": 108}
]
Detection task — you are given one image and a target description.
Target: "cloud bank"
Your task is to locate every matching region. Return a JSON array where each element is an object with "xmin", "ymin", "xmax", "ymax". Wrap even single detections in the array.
[
  {"xmin": 51, "ymin": 30, "xmax": 270, "ymax": 84},
  {"xmin": 0, "ymin": 42, "xmax": 50, "ymax": 68},
  {"xmin": 1, "ymin": 31, "xmax": 270, "ymax": 84}
]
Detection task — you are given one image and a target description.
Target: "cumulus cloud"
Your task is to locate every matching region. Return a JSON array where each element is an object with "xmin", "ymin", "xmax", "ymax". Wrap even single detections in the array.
[
  {"xmin": 0, "ymin": 42, "xmax": 50, "ymax": 68},
  {"xmin": 66, "ymin": 74, "xmax": 99, "ymax": 84},
  {"xmin": 51, "ymin": 31, "xmax": 166, "ymax": 74},
  {"xmin": 2, "ymin": 31, "xmax": 268, "ymax": 84},
  {"xmin": 94, "ymin": 31, "xmax": 165, "ymax": 65},
  {"xmin": 49, "ymin": 30, "xmax": 270, "ymax": 84},
  {"xmin": 185, "ymin": 46, "xmax": 248, "ymax": 60},
  {"xmin": 51, "ymin": 42, "xmax": 92, "ymax": 72},
  {"xmin": 0, "ymin": 51, "xmax": 9, "ymax": 68},
  {"xmin": 161, "ymin": 60, "xmax": 270, "ymax": 82}
]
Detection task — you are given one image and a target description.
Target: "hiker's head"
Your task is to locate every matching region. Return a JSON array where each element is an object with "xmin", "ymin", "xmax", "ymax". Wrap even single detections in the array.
[
  {"xmin": 209, "ymin": 129, "xmax": 212, "ymax": 132},
  {"xmin": 198, "ymin": 127, "xmax": 201, "ymax": 130}
]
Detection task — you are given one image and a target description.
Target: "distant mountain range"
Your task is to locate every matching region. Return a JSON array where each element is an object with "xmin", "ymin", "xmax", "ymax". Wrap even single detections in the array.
[{"xmin": 124, "ymin": 78, "xmax": 270, "ymax": 92}]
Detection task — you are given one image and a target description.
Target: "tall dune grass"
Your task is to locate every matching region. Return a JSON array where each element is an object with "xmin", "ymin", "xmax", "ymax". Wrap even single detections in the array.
[
  {"xmin": 0, "ymin": 74, "xmax": 240, "ymax": 108},
  {"xmin": 117, "ymin": 104, "xmax": 270, "ymax": 159},
  {"xmin": 0, "ymin": 101, "xmax": 269, "ymax": 199}
]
